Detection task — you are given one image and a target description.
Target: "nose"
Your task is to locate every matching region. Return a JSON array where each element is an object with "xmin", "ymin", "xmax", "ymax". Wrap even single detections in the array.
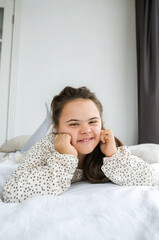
[{"xmin": 80, "ymin": 124, "xmax": 91, "ymax": 134}]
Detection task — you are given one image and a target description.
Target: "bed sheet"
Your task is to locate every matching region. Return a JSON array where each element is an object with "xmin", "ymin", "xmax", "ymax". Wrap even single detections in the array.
[{"xmin": 0, "ymin": 156, "xmax": 159, "ymax": 240}]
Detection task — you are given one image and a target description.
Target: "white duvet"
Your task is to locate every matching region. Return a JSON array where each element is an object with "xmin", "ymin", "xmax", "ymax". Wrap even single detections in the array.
[{"xmin": 0, "ymin": 155, "xmax": 159, "ymax": 240}]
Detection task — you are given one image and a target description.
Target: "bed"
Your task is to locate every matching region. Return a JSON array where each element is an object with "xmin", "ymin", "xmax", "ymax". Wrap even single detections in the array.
[
  {"xmin": 1, "ymin": 150, "xmax": 159, "ymax": 240},
  {"xmin": 1, "ymin": 102, "xmax": 159, "ymax": 240}
]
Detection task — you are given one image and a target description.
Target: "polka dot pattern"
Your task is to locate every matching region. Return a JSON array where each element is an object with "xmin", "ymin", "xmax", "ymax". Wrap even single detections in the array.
[
  {"xmin": 3, "ymin": 133, "xmax": 159, "ymax": 203},
  {"xmin": 101, "ymin": 146, "xmax": 159, "ymax": 186},
  {"xmin": 3, "ymin": 133, "xmax": 81, "ymax": 203}
]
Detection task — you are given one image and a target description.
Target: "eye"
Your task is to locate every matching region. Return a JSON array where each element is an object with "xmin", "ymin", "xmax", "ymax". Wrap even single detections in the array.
[
  {"xmin": 69, "ymin": 123, "xmax": 79, "ymax": 126},
  {"xmin": 89, "ymin": 120, "xmax": 98, "ymax": 124}
]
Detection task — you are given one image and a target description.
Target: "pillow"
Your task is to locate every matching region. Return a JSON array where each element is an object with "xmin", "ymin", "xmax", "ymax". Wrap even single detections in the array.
[
  {"xmin": 129, "ymin": 143, "xmax": 159, "ymax": 164},
  {"xmin": 0, "ymin": 135, "xmax": 31, "ymax": 153},
  {"xmin": 21, "ymin": 100, "xmax": 53, "ymax": 153}
]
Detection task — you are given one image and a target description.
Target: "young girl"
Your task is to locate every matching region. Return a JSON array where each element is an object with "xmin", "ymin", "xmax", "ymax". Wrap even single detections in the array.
[{"xmin": 3, "ymin": 86, "xmax": 159, "ymax": 203}]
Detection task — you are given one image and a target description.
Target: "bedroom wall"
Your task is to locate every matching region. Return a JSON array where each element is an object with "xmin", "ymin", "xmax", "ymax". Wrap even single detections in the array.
[{"xmin": 13, "ymin": 0, "xmax": 137, "ymax": 145}]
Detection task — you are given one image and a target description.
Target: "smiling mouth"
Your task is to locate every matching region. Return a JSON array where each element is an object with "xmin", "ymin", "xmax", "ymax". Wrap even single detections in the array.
[{"xmin": 78, "ymin": 137, "xmax": 94, "ymax": 143}]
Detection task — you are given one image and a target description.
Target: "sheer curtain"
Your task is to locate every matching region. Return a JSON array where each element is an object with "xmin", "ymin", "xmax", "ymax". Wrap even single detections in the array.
[{"xmin": 136, "ymin": 0, "xmax": 159, "ymax": 143}]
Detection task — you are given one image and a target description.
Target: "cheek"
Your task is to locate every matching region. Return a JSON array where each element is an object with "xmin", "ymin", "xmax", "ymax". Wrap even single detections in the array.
[
  {"xmin": 93, "ymin": 125, "xmax": 102, "ymax": 133},
  {"xmin": 57, "ymin": 123, "xmax": 78, "ymax": 144},
  {"xmin": 68, "ymin": 131, "xmax": 77, "ymax": 145},
  {"xmin": 94, "ymin": 127, "xmax": 102, "ymax": 140},
  {"xmin": 60, "ymin": 129, "xmax": 78, "ymax": 145}
]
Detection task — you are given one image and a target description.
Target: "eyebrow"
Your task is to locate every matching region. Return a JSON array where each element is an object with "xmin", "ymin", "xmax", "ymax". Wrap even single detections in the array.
[{"xmin": 65, "ymin": 117, "xmax": 100, "ymax": 123}]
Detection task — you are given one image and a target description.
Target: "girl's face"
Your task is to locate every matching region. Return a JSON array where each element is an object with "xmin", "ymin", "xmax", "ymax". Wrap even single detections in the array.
[{"xmin": 56, "ymin": 99, "xmax": 102, "ymax": 158}]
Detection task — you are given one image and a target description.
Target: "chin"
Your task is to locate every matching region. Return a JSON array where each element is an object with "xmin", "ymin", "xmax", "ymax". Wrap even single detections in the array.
[{"xmin": 78, "ymin": 148, "xmax": 95, "ymax": 155}]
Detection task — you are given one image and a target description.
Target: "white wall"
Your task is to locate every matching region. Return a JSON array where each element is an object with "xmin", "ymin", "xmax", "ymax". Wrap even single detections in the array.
[{"xmin": 13, "ymin": 0, "xmax": 137, "ymax": 145}]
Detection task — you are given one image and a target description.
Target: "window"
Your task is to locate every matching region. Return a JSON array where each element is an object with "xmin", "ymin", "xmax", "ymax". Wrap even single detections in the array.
[
  {"xmin": 0, "ymin": 0, "xmax": 14, "ymax": 156},
  {"xmin": 0, "ymin": 7, "xmax": 4, "ymax": 62}
]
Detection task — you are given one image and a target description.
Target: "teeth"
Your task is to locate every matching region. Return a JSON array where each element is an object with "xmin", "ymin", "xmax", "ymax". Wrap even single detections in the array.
[{"xmin": 80, "ymin": 138, "xmax": 92, "ymax": 142}]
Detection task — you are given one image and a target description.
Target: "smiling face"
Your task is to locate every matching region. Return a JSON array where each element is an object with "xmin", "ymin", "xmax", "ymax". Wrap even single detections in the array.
[{"xmin": 56, "ymin": 98, "xmax": 102, "ymax": 158}]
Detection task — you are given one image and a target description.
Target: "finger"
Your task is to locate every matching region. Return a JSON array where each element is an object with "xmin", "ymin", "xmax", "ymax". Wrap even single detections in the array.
[
  {"xmin": 103, "ymin": 130, "xmax": 114, "ymax": 142},
  {"xmin": 59, "ymin": 133, "xmax": 72, "ymax": 143},
  {"xmin": 103, "ymin": 129, "xmax": 111, "ymax": 135},
  {"xmin": 55, "ymin": 134, "xmax": 66, "ymax": 143},
  {"xmin": 100, "ymin": 132, "xmax": 106, "ymax": 143},
  {"xmin": 65, "ymin": 133, "xmax": 72, "ymax": 142},
  {"xmin": 54, "ymin": 134, "xmax": 59, "ymax": 141}
]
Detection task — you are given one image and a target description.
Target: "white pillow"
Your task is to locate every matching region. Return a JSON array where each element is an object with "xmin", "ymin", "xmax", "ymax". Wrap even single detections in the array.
[
  {"xmin": 21, "ymin": 100, "xmax": 53, "ymax": 153},
  {"xmin": 129, "ymin": 144, "xmax": 159, "ymax": 164},
  {"xmin": 0, "ymin": 135, "xmax": 31, "ymax": 153}
]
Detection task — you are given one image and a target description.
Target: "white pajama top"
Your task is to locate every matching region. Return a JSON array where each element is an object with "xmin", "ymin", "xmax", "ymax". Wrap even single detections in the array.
[{"xmin": 3, "ymin": 133, "xmax": 159, "ymax": 203}]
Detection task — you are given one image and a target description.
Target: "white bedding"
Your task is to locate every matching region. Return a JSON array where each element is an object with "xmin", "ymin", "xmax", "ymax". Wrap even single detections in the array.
[{"xmin": 1, "ymin": 155, "xmax": 159, "ymax": 240}]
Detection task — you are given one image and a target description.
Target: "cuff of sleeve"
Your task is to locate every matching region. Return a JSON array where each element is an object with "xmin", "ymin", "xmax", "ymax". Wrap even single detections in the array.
[
  {"xmin": 50, "ymin": 150, "xmax": 79, "ymax": 168},
  {"xmin": 103, "ymin": 146, "xmax": 131, "ymax": 165}
]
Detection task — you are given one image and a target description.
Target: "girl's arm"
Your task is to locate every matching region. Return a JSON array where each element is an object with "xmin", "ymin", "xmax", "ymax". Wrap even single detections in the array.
[
  {"xmin": 100, "ymin": 129, "xmax": 159, "ymax": 186},
  {"xmin": 3, "ymin": 133, "xmax": 78, "ymax": 203},
  {"xmin": 15, "ymin": 132, "xmax": 77, "ymax": 169},
  {"xmin": 101, "ymin": 146, "xmax": 159, "ymax": 186},
  {"xmin": 14, "ymin": 133, "xmax": 56, "ymax": 168}
]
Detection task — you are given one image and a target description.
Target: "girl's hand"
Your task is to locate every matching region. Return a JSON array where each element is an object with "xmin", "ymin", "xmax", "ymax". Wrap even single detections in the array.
[
  {"xmin": 54, "ymin": 134, "xmax": 78, "ymax": 157},
  {"xmin": 100, "ymin": 129, "xmax": 117, "ymax": 157}
]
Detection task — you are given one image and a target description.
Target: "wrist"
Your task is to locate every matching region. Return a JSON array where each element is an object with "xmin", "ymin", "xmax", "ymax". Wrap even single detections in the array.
[
  {"xmin": 55, "ymin": 147, "xmax": 77, "ymax": 157},
  {"xmin": 105, "ymin": 147, "xmax": 118, "ymax": 157}
]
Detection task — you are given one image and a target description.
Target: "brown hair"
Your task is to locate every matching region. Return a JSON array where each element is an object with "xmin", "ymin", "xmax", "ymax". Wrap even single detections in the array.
[{"xmin": 51, "ymin": 86, "xmax": 123, "ymax": 183}]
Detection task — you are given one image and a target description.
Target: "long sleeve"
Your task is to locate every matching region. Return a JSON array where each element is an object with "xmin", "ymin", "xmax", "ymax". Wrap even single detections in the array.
[
  {"xmin": 101, "ymin": 146, "xmax": 159, "ymax": 186},
  {"xmin": 3, "ymin": 133, "xmax": 78, "ymax": 203}
]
